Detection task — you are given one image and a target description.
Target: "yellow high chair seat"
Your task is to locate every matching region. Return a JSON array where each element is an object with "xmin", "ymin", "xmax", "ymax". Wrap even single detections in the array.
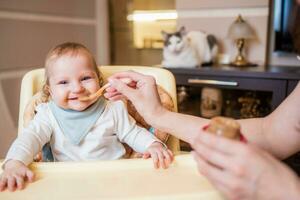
[{"xmin": 18, "ymin": 65, "xmax": 180, "ymax": 153}]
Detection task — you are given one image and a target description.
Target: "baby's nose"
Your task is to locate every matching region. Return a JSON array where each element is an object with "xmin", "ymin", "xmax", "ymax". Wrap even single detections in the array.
[{"xmin": 71, "ymin": 82, "xmax": 85, "ymax": 93}]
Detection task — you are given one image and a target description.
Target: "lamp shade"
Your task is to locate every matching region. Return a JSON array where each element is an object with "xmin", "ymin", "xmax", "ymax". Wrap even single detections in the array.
[{"xmin": 227, "ymin": 15, "xmax": 255, "ymax": 40}]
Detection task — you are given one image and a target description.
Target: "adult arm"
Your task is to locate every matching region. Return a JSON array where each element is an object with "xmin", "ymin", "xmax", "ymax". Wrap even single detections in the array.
[
  {"xmin": 106, "ymin": 72, "xmax": 300, "ymax": 200},
  {"xmin": 106, "ymin": 72, "xmax": 300, "ymax": 158},
  {"xmin": 239, "ymin": 82, "xmax": 300, "ymax": 159}
]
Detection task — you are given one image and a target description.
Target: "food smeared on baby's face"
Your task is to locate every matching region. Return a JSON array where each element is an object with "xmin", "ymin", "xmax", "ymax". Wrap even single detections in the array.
[{"xmin": 47, "ymin": 51, "xmax": 100, "ymax": 111}]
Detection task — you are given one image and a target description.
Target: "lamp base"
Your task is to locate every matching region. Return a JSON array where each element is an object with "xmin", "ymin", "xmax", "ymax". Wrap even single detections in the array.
[
  {"xmin": 231, "ymin": 54, "xmax": 257, "ymax": 67},
  {"xmin": 230, "ymin": 62, "xmax": 257, "ymax": 67},
  {"xmin": 230, "ymin": 38, "xmax": 258, "ymax": 67}
]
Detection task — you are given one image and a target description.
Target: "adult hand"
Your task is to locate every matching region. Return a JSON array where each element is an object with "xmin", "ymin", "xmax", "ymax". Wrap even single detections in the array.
[
  {"xmin": 191, "ymin": 132, "xmax": 300, "ymax": 200},
  {"xmin": 105, "ymin": 71, "xmax": 166, "ymax": 124}
]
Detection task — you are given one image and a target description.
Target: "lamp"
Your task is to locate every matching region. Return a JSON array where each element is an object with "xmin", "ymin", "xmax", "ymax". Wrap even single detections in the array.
[{"xmin": 227, "ymin": 15, "xmax": 256, "ymax": 67}]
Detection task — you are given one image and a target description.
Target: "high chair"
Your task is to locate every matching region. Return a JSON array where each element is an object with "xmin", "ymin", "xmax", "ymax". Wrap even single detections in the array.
[
  {"xmin": 18, "ymin": 65, "xmax": 180, "ymax": 153},
  {"xmin": 2, "ymin": 66, "xmax": 225, "ymax": 200}
]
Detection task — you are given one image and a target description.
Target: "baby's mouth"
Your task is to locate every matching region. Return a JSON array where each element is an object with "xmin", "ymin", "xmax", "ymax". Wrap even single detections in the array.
[{"xmin": 68, "ymin": 97, "xmax": 79, "ymax": 100}]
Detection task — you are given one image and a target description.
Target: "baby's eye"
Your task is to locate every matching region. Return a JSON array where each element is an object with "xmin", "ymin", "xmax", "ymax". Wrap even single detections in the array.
[
  {"xmin": 58, "ymin": 80, "xmax": 68, "ymax": 85},
  {"xmin": 81, "ymin": 76, "xmax": 92, "ymax": 81}
]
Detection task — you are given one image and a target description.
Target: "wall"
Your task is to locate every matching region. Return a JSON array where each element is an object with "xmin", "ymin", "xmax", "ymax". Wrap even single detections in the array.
[
  {"xmin": 111, "ymin": 0, "xmax": 270, "ymax": 66},
  {"xmin": 176, "ymin": 0, "xmax": 269, "ymax": 65},
  {"xmin": 0, "ymin": 0, "xmax": 110, "ymax": 157},
  {"xmin": 109, "ymin": 0, "xmax": 174, "ymax": 66}
]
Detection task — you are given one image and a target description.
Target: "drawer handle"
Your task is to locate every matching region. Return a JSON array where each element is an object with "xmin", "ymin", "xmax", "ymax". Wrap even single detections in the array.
[{"xmin": 188, "ymin": 79, "xmax": 238, "ymax": 86}]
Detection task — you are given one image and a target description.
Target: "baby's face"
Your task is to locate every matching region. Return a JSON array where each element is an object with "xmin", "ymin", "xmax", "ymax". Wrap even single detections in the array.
[{"xmin": 48, "ymin": 52, "xmax": 100, "ymax": 111}]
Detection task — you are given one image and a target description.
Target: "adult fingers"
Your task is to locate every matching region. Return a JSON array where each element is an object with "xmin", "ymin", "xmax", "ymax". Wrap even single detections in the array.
[
  {"xmin": 105, "ymin": 87, "xmax": 118, "ymax": 93},
  {"xmin": 192, "ymin": 142, "xmax": 234, "ymax": 170},
  {"xmin": 210, "ymin": 175, "xmax": 245, "ymax": 200},
  {"xmin": 192, "ymin": 151, "xmax": 241, "ymax": 189},
  {"xmin": 192, "ymin": 151, "xmax": 223, "ymax": 177},
  {"xmin": 104, "ymin": 93, "xmax": 125, "ymax": 101},
  {"xmin": 104, "ymin": 90, "xmax": 123, "ymax": 98},
  {"xmin": 211, "ymin": 182, "xmax": 234, "ymax": 200},
  {"xmin": 193, "ymin": 133, "xmax": 256, "ymax": 178},
  {"xmin": 109, "ymin": 71, "xmax": 156, "ymax": 90},
  {"xmin": 106, "ymin": 85, "xmax": 136, "ymax": 94},
  {"xmin": 192, "ymin": 132, "xmax": 246, "ymax": 156},
  {"xmin": 108, "ymin": 78, "xmax": 137, "ymax": 100},
  {"xmin": 108, "ymin": 71, "xmax": 146, "ymax": 82},
  {"xmin": 103, "ymin": 90, "xmax": 120, "ymax": 98}
]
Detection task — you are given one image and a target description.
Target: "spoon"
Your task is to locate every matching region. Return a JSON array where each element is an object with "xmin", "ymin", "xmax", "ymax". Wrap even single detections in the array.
[{"xmin": 78, "ymin": 77, "xmax": 132, "ymax": 101}]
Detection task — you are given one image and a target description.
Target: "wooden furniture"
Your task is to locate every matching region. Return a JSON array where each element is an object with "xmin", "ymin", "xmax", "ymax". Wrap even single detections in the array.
[
  {"xmin": 167, "ymin": 65, "xmax": 300, "ymax": 110},
  {"xmin": 0, "ymin": 154, "xmax": 224, "ymax": 200}
]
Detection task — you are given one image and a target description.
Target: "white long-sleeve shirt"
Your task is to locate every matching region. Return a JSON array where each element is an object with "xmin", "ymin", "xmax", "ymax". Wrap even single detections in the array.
[{"xmin": 5, "ymin": 100, "xmax": 159, "ymax": 166}]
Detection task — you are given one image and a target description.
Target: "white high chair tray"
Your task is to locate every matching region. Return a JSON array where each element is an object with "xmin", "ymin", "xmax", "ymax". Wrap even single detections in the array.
[{"xmin": 0, "ymin": 154, "xmax": 224, "ymax": 200}]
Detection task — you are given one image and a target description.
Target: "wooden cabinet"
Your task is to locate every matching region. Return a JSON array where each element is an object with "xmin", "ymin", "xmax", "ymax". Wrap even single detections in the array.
[{"xmin": 167, "ymin": 66, "xmax": 300, "ymax": 112}]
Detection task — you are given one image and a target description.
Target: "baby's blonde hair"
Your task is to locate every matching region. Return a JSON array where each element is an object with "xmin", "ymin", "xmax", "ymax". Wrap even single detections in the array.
[{"xmin": 42, "ymin": 42, "xmax": 103, "ymax": 96}]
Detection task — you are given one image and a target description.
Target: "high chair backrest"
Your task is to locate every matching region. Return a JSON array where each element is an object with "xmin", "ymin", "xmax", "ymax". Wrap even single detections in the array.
[{"xmin": 18, "ymin": 66, "xmax": 180, "ymax": 152}]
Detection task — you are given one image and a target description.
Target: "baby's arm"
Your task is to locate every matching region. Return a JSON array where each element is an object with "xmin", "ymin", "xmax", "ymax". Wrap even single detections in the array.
[
  {"xmin": 113, "ymin": 101, "xmax": 159, "ymax": 152},
  {"xmin": 113, "ymin": 101, "xmax": 173, "ymax": 168},
  {"xmin": 0, "ymin": 104, "xmax": 52, "ymax": 192}
]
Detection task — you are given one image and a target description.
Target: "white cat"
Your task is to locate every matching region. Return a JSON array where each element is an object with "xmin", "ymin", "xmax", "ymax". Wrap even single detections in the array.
[{"xmin": 161, "ymin": 27, "xmax": 218, "ymax": 68}]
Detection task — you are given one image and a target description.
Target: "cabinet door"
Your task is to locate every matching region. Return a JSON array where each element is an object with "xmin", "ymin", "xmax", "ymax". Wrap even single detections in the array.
[
  {"xmin": 175, "ymin": 74, "xmax": 287, "ymax": 110},
  {"xmin": 287, "ymin": 80, "xmax": 299, "ymax": 95}
]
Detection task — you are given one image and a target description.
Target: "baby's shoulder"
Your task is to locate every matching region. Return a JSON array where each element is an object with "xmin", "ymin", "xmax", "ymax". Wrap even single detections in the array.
[{"xmin": 35, "ymin": 102, "xmax": 51, "ymax": 113}]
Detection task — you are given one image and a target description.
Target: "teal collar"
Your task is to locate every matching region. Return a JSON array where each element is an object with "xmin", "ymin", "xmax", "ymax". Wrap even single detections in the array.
[{"xmin": 49, "ymin": 98, "xmax": 107, "ymax": 145}]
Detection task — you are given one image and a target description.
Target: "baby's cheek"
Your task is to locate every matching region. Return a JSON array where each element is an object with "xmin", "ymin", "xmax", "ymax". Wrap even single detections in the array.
[
  {"xmin": 52, "ymin": 89, "xmax": 68, "ymax": 104},
  {"xmin": 87, "ymin": 82, "xmax": 100, "ymax": 93}
]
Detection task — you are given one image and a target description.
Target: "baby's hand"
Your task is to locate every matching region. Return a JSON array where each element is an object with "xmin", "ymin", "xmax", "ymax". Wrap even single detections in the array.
[
  {"xmin": 0, "ymin": 160, "xmax": 35, "ymax": 192},
  {"xmin": 144, "ymin": 142, "xmax": 174, "ymax": 169}
]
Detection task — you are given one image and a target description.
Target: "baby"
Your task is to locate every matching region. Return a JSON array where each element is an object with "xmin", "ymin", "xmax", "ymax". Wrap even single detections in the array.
[{"xmin": 0, "ymin": 42, "xmax": 173, "ymax": 192}]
